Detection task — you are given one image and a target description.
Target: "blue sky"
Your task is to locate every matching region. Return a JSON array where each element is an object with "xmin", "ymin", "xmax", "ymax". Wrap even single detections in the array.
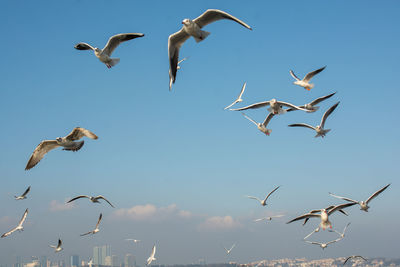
[{"xmin": 0, "ymin": 0, "xmax": 399, "ymax": 265}]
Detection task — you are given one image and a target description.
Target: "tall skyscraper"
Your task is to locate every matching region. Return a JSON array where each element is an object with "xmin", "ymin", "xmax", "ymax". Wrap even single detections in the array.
[
  {"xmin": 14, "ymin": 256, "xmax": 22, "ymax": 267},
  {"xmin": 124, "ymin": 254, "xmax": 134, "ymax": 267},
  {"xmin": 70, "ymin": 256, "xmax": 79, "ymax": 267},
  {"xmin": 111, "ymin": 255, "xmax": 119, "ymax": 267},
  {"xmin": 40, "ymin": 256, "xmax": 47, "ymax": 267},
  {"xmin": 93, "ymin": 245, "xmax": 111, "ymax": 265}
]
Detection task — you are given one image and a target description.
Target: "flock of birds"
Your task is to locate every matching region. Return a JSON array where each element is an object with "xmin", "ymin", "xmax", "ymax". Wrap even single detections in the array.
[{"xmin": 1, "ymin": 7, "xmax": 392, "ymax": 267}]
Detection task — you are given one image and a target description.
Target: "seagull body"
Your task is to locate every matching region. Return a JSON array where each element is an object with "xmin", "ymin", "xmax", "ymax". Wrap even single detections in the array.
[
  {"xmin": 246, "ymin": 186, "xmax": 280, "ymax": 206},
  {"xmin": 146, "ymin": 245, "xmax": 156, "ymax": 266},
  {"xmin": 290, "ymin": 66, "xmax": 326, "ymax": 91},
  {"xmin": 289, "ymin": 102, "xmax": 339, "ymax": 138},
  {"xmin": 328, "ymin": 222, "xmax": 350, "ymax": 239},
  {"xmin": 241, "ymin": 112, "xmax": 274, "ymax": 136},
  {"xmin": 25, "ymin": 127, "xmax": 98, "ymax": 170},
  {"xmin": 81, "ymin": 213, "xmax": 102, "ymax": 236},
  {"xmin": 329, "ymin": 183, "xmax": 390, "ymax": 212},
  {"xmin": 223, "ymin": 243, "xmax": 236, "ymax": 255},
  {"xmin": 287, "ymin": 92, "xmax": 336, "ymax": 113},
  {"xmin": 253, "ymin": 215, "xmax": 284, "ymax": 222},
  {"xmin": 14, "ymin": 186, "xmax": 31, "ymax": 200},
  {"xmin": 1, "ymin": 209, "xmax": 28, "ymax": 238},
  {"xmin": 75, "ymin": 33, "xmax": 144, "ymax": 68},
  {"xmin": 302, "ymin": 206, "xmax": 348, "ymax": 226},
  {"xmin": 168, "ymin": 9, "xmax": 252, "ymax": 90},
  {"xmin": 67, "ymin": 195, "xmax": 114, "ymax": 208},
  {"xmin": 343, "ymin": 255, "xmax": 367, "ymax": 265},
  {"xmin": 287, "ymin": 203, "xmax": 356, "ymax": 230},
  {"xmin": 305, "ymin": 237, "xmax": 342, "ymax": 250},
  {"xmin": 49, "ymin": 239, "xmax": 63, "ymax": 253},
  {"xmin": 231, "ymin": 99, "xmax": 308, "ymax": 115},
  {"xmin": 224, "ymin": 82, "xmax": 246, "ymax": 110}
]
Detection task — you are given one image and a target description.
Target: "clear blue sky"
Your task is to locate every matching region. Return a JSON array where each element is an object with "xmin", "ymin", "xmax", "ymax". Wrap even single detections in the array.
[{"xmin": 0, "ymin": 0, "xmax": 399, "ymax": 265}]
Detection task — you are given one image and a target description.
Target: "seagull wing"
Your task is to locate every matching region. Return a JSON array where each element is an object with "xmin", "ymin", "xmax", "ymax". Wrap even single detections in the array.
[
  {"xmin": 150, "ymin": 245, "xmax": 156, "ymax": 258},
  {"xmin": 366, "ymin": 183, "xmax": 390, "ymax": 204},
  {"xmin": 102, "ymin": 33, "xmax": 145, "ymax": 56},
  {"xmin": 276, "ymin": 101, "xmax": 308, "ymax": 112},
  {"xmin": 224, "ymin": 82, "xmax": 246, "ymax": 110},
  {"xmin": 177, "ymin": 57, "xmax": 188, "ymax": 65},
  {"xmin": 286, "ymin": 213, "xmax": 320, "ymax": 224},
  {"xmin": 289, "ymin": 70, "xmax": 300, "ymax": 81},
  {"xmin": 74, "ymin": 42, "xmax": 95, "ymax": 51},
  {"xmin": 329, "ymin": 192, "xmax": 358, "ymax": 204},
  {"xmin": 57, "ymin": 239, "xmax": 62, "ymax": 249},
  {"xmin": 67, "ymin": 195, "xmax": 90, "ymax": 203},
  {"xmin": 97, "ymin": 195, "xmax": 115, "ymax": 208},
  {"xmin": 95, "ymin": 213, "xmax": 102, "ymax": 228},
  {"xmin": 328, "ymin": 203, "xmax": 356, "ymax": 215},
  {"xmin": 309, "ymin": 92, "xmax": 336, "ymax": 106},
  {"xmin": 262, "ymin": 113, "xmax": 275, "ymax": 127},
  {"xmin": 305, "ymin": 240, "xmax": 320, "ymax": 246},
  {"xmin": 21, "ymin": 186, "xmax": 31, "ymax": 197},
  {"xmin": 288, "ymin": 123, "xmax": 317, "ymax": 131},
  {"xmin": 326, "ymin": 238, "xmax": 341, "ymax": 245},
  {"xmin": 246, "ymin": 195, "xmax": 262, "ymax": 202},
  {"xmin": 320, "ymin": 102, "xmax": 339, "ymax": 128},
  {"xmin": 263, "ymin": 186, "xmax": 280, "ymax": 203},
  {"xmin": 1, "ymin": 227, "xmax": 17, "ymax": 238},
  {"xmin": 271, "ymin": 214, "xmax": 284, "ymax": 218},
  {"xmin": 80, "ymin": 231, "xmax": 92, "ymax": 236},
  {"xmin": 230, "ymin": 101, "xmax": 270, "ymax": 111},
  {"xmin": 303, "ymin": 66, "xmax": 326, "ymax": 82},
  {"xmin": 229, "ymin": 243, "xmax": 236, "ymax": 252},
  {"xmin": 343, "ymin": 222, "xmax": 351, "ymax": 233},
  {"xmin": 193, "ymin": 9, "xmax": 252, "ymax": 30},
  {"xmin": 25, "ymin": 140, "xmax": 60, "ymax": 170},
  {"xmin": 241, "ymin": 113, "xmax": 258, "ymax": 126},
  {"xmin": 18, "ymin": 209, "xmax": 28, "ymax": 227},
  {"xmin": 66, "ymin": 127, "xmax": 98, "ymax": 141},
  {"xmin": 168, "ymin": 29, "xmax": 190, "ymax": 90},
  {"xmin": 253, "ymin": 218, "xmax": 266, "ymax": 222}
]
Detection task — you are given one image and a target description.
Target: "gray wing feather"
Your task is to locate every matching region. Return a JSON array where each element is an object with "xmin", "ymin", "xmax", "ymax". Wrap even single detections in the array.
[
  {"xmin": 328, "ymin": 203, "xmax": 356, "ymax": 215},
  {"xmin": 193, "ymin": 9, "xmax": 252, "ymax": 30},
  {"xmin": 230, "ymin": 101, "xmax": 270, "ymax": 111},
  {"xmin": 168, "ymin": 29, "xmax": 190, "ymax": 90},
  {"xmin": 366, "ymin": 183, "xmax": 390, "ymax": 204},
  {"xmin": 286, "ymin": 213, "xmax": 320, "ymax": 224},
  {"xmin": 74, "ymin": 42, "xmax": 95, "ymax": 51},
  {"xmin": 102, "ymin": 33, "xmax": 144, "ymax": 56},
  {"xmin": 289, "ymin": 70, "xmax": 300, "ymax": 81},
  {"xmin": 21, "ymin": 186, "xmax": 31, "ymax": 197},
  {"xmin": 262, "ymin": 113, "xmax": 275, "ymax": 127},
  {"xmin": 97, "ymin": 195, "xmax": 115, "ymax": 208},
  {"xmin": 288, "ymin": 123, "xmax": 316, "ymax": 131},
  {"xmin": 67, "ymin": 195, "xmax": 90, "ymax": 203},
  {"xmin": 309, "ymin": 92, "xmax": 336, "ymax": 106},
  {"xmin": 25, "ymin": 140, "xmax": 60, "ymax": 170},
  {"xmin": 66, "ymin": 127, "xmax": 98, "ymax": 141},
  {"xmin": 303, "ymin": 66, "xmax": 326, "ymax": 82},
  {"xmin": 320, "ymin": 102, "xmax": 339, "ymax": 128}
]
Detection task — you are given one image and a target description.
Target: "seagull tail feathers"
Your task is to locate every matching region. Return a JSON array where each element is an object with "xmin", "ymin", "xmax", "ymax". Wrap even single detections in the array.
[
  {"xmin": 194, "ymin": 30, "xmax": 210, "ymax": 43},
  {"xmin": 109, "ymin": 58, "xmax": 120, "ymax": 67}
]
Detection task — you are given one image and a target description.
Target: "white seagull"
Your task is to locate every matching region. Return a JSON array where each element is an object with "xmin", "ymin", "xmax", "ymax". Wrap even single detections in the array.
[
  {"xmin": 286, "ymin": 92, "xmax": 336, "ymax": 113},
  {"xmin": 49, "ymin": 238, "xmax": 63, "ymax": 253},
  {"xmin": 125, "ymin": 238, "xmax": 141, "ymax": 243},
  {"xmin": 81, "ymin": 213, "xmax": 102, "ymax": 236},
  {"xmin": 74, "ymin": 33, "xmax": 144, "ymax": 68},
  {"xmin": 223, "ymin": 243, "xmax": 236, "ymax": 255},
  {"xmin": 1, "ymin": 209, "xmax": 28, "ymax": 238},
  {"xmin": 328, "ymin": 222, "xmax": 350, "ymax": 239},
  {"xmin": 288, "ymin": 102, "xmax": 339, "ymax": 138},
  {"xmin": 168, "ymin": 9, "xmax": 252, "ymax": 90},
  {"xmin": 329, "ymin": 183, "xmax": 390, "ymax": 212},
  {"xmin": 14, "ymin": 186, "xmax": 31, "ymax": 200},
  {"xmin": 302, "ymin": 205, "xmax": 349, "ymax": 226},
  {"xmin": 253, "ymin": 214, "xmax": 284, "ymax": 222},
  {"xmin": 67, "ymin": 195, "xmax": 114, "ymax": 208},
  {"xmin": 287, "ymin": 203, "xmax": 356, "ymax": 230},
  {"xmin": 290, "ymin": 66, "xmax": 326, "ymax": 91},
  {"xmin": 304, "ymin": 237, "xmax": 342, "ymax": 250},
  {"xmin": 88, "ymin": 258, "xmax": 93, "ymax": 267},
  {"xmin": 231, "ymin": 99, "xmax": 308, "ymax": 115},
  {"xmin": 246, "ymin": 186, "xmax": 280, "ymax": 206},
  {"xmin": 224, "ymin": 82, "xmax": 247, "ymax": 110},
  {"xmin": 25, "ymin": 127, "xmax": 98, "ymax": 170},
  {"xmin": 177, "ymin": 57, "xmax": 188, "ymax": 70},
  {"xmin": 241, "ymin": 112, "xmax": 274, "ymax": 136},
  {"xmin": 146, "ymin": 245, "xmax": 157, "ymax": 266},
  {"xmin": 343, "ymin": 255, "xmax": 367, "ymax": 265}
]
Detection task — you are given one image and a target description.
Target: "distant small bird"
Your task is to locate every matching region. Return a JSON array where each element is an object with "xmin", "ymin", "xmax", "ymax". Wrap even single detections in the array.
[
  {"xmin": 125, "ymin": 238, "xmax": 141, "ymax": 243},
  {"xmin": 25, "ymin": 127, "xmax": 98, "ymax": 170},
  {"xmin": 246, "ymin": 186, "xmax": 280, "ymax": 206},
  {"xmin": 286, "ymin": 92, "xmax": 336, "ymax": 113},
  {"xmin": 146, "ymin": 245, "xmax": 157, "ymax": 266},
  {"xmin": 290, "ymin": 66, "xmax": 326, "ymax": 91},
  {"xmin": 14, "ymin": 186, "xmax": 31, "ymax": 200},
  {"xmin": 223, "ymin": 243, "xmax": 236, "ymax": 255},
  {"xmin": 231, "ymin": 99, "xmax": 308, "ymax": 115},
  {"xmin": 304, "ymin": 237, "xmax": 342, "ymax": 250},
  {"xmin": 329, "ymin": 222, "xmax": 350, "ymax": 239},
  {"xmin": 81, "ymin": 213, "xmax": 102, "ymax": 236},
  {"xmin": 329, "ymin": 183, "xmax": 391, "ymax": 212},
  {"xmin": 288, "ymin": 102, "xmax": 339, "ymax": 138},
  {"xmin": 67, "ymin": 195, "xmax": 114, "ymax": 208},
  {"xmin": 253, "ymin": 215, "xmax": 284, "ymax": 222},
  {"xmin": 224, "ymin": 82, "xmax": 247, "ymax": 110},
  {"xmin": 241, "ymin": 112, "xmax": 274, "ymax": 136},
  {"xmin": 168, "ymin": 9, "xmax": 252, "ymax": 90},
  {"xmin": 75, "ymin": 33, "xmax": 144, "ymax": 68},
  {"xmin": 49, "ymin": 238, "xmax": 63, "ymax": 253},
  {"xmin": 343, "ymin": 255, "xmax": 367, "ymax": 265},
  {"xmin": 177, "ymin": 57, "xmax": 188, "ymax": 70},
  {"xmin": 1, "ymin": 209, "xmax": 28, "ymax": 238},
  {"xmin": 88, "ymin": 258, "xmax": 93, "ymax": 267}
]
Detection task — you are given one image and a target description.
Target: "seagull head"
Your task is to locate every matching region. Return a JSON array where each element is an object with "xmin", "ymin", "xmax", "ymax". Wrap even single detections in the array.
[
  {"xmin": 56, "ymin": 137, "xmax": 62, "ymax": 143},
  {"xmin": 94, "ymin": 47, "xmax": 101, "ymax": 53},
  {"xmin": 182, "ymin": 19, "xmax": 191, "ymax": 26}
]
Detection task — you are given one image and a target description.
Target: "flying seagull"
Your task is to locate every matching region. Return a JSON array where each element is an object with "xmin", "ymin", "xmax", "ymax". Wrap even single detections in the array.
[
  {"xmin": 88, "ymin": 258, "xmax": 93, "ymax": 267},
  {"xmin": 177, "ymin": 57, "xmax": 188, "ymax": 70},
  {"xmin": 67, "ymin": 195, "xmax": 114, "ymax": 208},
  {"xmin": 146, "ymin": 245, "xmax": 156, "ymax": 266},
  {"xmin": 253, "ymin": 215, "xmax": 284, "ymax": 222},
  {"xmin": 290, "ymin": 66, "xmax": 326, "ymax": 91},
  {"xmin": 231, "ymin": 99, "xmax": 308, "ymax": 115},
  {"xmin": 304, "ymin": 237, "xmax": 342, "ymax": 250},
  {"xmin": 14, "ymin": 186, "xmax": 31, "ymax": 200},
  {"xmin": 286, "ymin": 92, "xmax": 337, "ymax": 113},
  {"xmin": 287, "ymin": 203, "xmax": 356, "ymax": 230},
  {"xmin": 329, "ymin": 183, "xmax": 390, "ymax": 212},
  {"xmin": 302, "ymin": 205, "xmax": 349, "ymax": 226},
  {"xmin": 246, "ymin": 186, "xmax": 280, "ymax": 206},
  {"xmin": 223, "ymin": 243, "xmax": 236, "ymax": 255},
  {"xmin": 81, "ymin": 213, "xmax": 102, "ymax": 236},
  {"xmin": 1, "ymin": 209, "xmax": 28, "ymax": 238},
  {"xmin": 328, "ymin": 222, "xmax": 351, "ymax": 239},
  {"xmin": 168, "ymin": 9, "xmax": 252, "ymax": 90},
  {"xmin": 25, "ymin": 127, "xmax": 98, "ymax": 170},
  {"xmin": 241, "ymin": 112, "xmax": 274, "ymax": 136},
  {"xmin": 303, "ymin": 227, "xmax": 321, "ymax": 240},
  {"xmin": 125, "ymin": 239, "xmax": 141, "ymax": 243},
  {"xmin": 74, "ymin": 33, "xmax": 144, "ymax": 68},
  {"xmin": 288, "ymin": 102, "xmax": 339, "ymax": 138},
  {"xmin": 49, "ymin": 238, "xmax": 63, "ymax": 253},
  {"xmin": 343, "ymin": 255, "xmax": 367, "ymax": 265},
  {"xmin": 224, "ymin": 82, "xmax": 247, "ymax": 110}
]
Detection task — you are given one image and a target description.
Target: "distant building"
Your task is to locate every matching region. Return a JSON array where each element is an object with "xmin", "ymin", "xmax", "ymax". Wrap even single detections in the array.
[
  {"xmin": 14, "ymin": 256, "xmax": 22, "ymax": 267},
  {"xmin": 124, "ymin": 254, "xmax": 135, "ymax": 267},
  {"xmin": 111, "ymin": 256, "xmax": 119, "ymax": 267},
  {"xmin": 70, "ymin": 256, "xmax": 80, "ymax": 267},
  {"xmin": 24, "ymin": 260, "xmax": 40, "ymax": 267},
  {"xmin": 93, "ymin": 245, "xmax": 111, "ymax": 265},
  {"xmin": 40, "ymin": 257, "xmax": 47, "ymax": 267}
]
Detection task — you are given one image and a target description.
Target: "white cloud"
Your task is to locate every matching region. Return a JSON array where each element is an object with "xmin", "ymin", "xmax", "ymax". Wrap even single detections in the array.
[
  {"xmin": 49, "ymin": 199, "xmax": 75, "ymax": 212},
  {"xmin": 197, "ymin": 215, "xmax": 242, "ymax": 231}
]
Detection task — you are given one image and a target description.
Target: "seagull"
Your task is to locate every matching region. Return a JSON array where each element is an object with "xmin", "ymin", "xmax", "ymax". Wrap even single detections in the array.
[
  {"xmin": 246, "ymin": 186, "xmax": 280, "ymax": 206},
  {"xmin": 302, "ymin": 205, "xmax": 349, "ymax": 226},
  {"xmin": 80, "ymin": 213, "xmax": 102, "ymax": 236},
  {"xmin": 304, "ymin": 237, "xmax": 342, "ymax": 250},
  {"xmin": 168, "ymin": 9, "xmax": 252, "ymax": 90},
  {"xmin": 253, "ymin": 215, "xmax": 284, "ymax": 222},
  {"xmin": 329, "ymin": 183, "xmax": 391, "ymax": 212},
  {"xmin": 231, "ymin": 99, "xmax": 308, "ymax": 115},
  {"xmin": 328, "ymin": 222, "xmax": 350, "ymax": 239},
  {"xmin": 241, "ymin": 112, "xmax": 274, "ymax": 136},
  {"xmin": 88, "ymin": 258, "xmax": 93, "ymax": 267},
  {"xmin": 223, "ymin": 243, "xmax": 236, "ymax": 255},
  {"xmin": 290, "ymin": 66, "xmax": 326, "ymax": 91},
  {"xmin": 74, "ymin": 33, "xmax": 144, "ymax": 68},
  {"xmin": 288, "ymin": 102, "xmax": 339, "ymax": 138},
  {"xmin": 146, "ymin": 245, "xmax": 156, "ymax": 266},
  {"xmin": 49, "ymin": 238, "xmax": 63, "ymax": 253},
  {"xmin": 177, "ymin": 57, "xmax": 188, "ymax": 70},
  {"xmin": 287, "ymin": 203, "xmax": 356, "ymax": 230},
  {"xmin": 224, "ymin": 82, "xmax": 247, "ymax": 110},
  {"xmin": 25, "ymin": 127, "xmax": 98, "ymax": 170},
  {"xmin": 343, "ymin": 255, "xmax": 367, "ymax": 265},
  {"xmin": 303, "ymin": 227, "xmax": 320, "ymax": 240},
  {"xmin": 286, "ymin": 92, "xmax": 337, "ymax": 113},
  {"xmin": 67, "ymin": 195, "xmax": 114, "ymax": 208},
  {"xmin": 125, "ymin": 238, "xmax": 141, "ymax": 243},
  {"xmin": 14, "ymin": 186, "xmax": 31, "ymax": 200},
  {"xmin": 1, "ymin": 209, "xmax": 28, "ymax": 238}
]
